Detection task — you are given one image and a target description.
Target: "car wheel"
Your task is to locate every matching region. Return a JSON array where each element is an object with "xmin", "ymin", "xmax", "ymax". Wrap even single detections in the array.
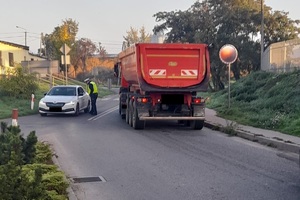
[
  {"xmin": 74, "ymin": 104, "xmax": 80, "ymax": 116},
  {"xmin": 84, "ymin": 100, "xmax": 91, "ymax": 113}
]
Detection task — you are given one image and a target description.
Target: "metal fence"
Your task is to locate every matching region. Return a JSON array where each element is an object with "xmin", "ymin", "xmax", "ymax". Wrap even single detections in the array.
[{"xmin": 262, "ymin": 38, "xmax": 300, "ymax": 73}]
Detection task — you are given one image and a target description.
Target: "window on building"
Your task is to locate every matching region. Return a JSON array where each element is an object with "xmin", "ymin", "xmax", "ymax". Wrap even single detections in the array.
[{"xmin": 9, "ymin": 52, "xmax": 14, "ymax": 67}]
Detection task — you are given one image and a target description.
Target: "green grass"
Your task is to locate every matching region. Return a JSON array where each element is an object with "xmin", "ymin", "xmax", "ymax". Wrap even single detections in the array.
[
  {"xmin": 200, "ymin": 70, "xmax": 300, "ymax": 137},
  {"xmin": 0, "ymin": 82, "xmax": 115, "ymax": 120}
]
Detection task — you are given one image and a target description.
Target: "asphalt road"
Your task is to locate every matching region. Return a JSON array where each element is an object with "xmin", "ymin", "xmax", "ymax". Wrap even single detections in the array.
[{"xmin": 11, "ymin": 94, "xmax": 300, "ymax": 200}]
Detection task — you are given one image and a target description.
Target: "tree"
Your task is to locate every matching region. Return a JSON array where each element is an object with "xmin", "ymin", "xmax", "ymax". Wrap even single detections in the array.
[
  {"xmin": 264, "ymin": 10, "xmax": 300, "ymax": 48},
  {"xmin": 123, "ymin": 26, "xmax": 151, "ymax": 49},
  {"xmin": 153, "ymin": 0, "xmax": 300, "ymax": 90},
  {"xmin": 43, "ymin": 18, "xmax": 79, "ymax": 74},
  {"xmin": 72, "ymin": 38, "xmax": 99, "ymax": 76}
]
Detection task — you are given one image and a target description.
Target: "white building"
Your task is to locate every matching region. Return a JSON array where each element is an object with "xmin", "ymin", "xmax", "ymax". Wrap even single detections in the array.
[
  {"xmin": 262, "ymin": 38, "xmax": 300, "ymax": 72},
  {"xmin": 0, "ymin": 40, "xmax": 59, "ymax": 76},
  {"xmin": 151, "ymin": 31, "xmax": 165, "ymax": 43}
]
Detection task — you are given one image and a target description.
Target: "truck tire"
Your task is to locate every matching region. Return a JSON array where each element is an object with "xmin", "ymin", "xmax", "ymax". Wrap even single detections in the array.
[
  {"xmin": 184, "ymin": 120, "xmax": 190, "ymax": 126},
  {"xmin": 190, "ymin": 120, "xmax": 204, "ymax": 130},
  {"xmin": 119, "ymin": 101, "xmax": 126, "ymax": 119},
  {"xmin": 121, "ymin": 113, "xmax": 126, "ymax": 119},
  {"xmin": 119, "ymin": 100, "xmax": 121, "ymax": 115},
  {"xmin": 128, "ymin": 99, "xmax": 133, "ymax": 127},
  {"xmin": 132, "ymin": 106, "xmax": 145, "ymax": 130},
  {"xmin": 125, "ymin": 99, "xmax": 130, "ymax": 124}
]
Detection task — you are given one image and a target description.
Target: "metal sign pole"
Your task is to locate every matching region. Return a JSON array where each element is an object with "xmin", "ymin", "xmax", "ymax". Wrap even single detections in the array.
[
  {"xmin": 60, "ymin": 44, "xmax": 71, "ymax": 85},
  {"xmin": 228, "ymin": 63, "xmax": 231, "ymax": 108},
  {"xmin": 64, "ymin": 44, "xmax": 67, "ymax": 85},
  {"xmin": 219, "ymin": 44, "xmax": 238, "ymax": 109}
]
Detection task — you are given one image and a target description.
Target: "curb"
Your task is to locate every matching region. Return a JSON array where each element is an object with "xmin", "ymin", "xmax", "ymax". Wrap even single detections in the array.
[
  {"xmin": 204, "ymin": 121, "xmax": 300, "ymax": 155},
  {"xmin": 51, "ymin": 152, "xmax": 78, "ymax": 200}
]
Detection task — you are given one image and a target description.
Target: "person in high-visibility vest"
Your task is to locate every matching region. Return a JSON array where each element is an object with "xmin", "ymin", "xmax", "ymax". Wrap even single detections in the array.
[{"xmin": 84, "ymin": 78, "xmax": 98, "ymax": 115}]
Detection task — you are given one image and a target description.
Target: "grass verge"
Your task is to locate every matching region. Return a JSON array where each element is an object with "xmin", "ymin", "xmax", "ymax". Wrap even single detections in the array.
[{"xmin": 200, "ymin": 70, "xmax": 300, "ymax": 137}]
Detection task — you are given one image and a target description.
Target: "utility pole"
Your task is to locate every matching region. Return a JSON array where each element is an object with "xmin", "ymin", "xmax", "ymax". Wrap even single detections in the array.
[
  {"xmin": 260, "ymin": 0, "xmax": 264, "ymax": 70},
  {"xmin": 40, "ymin": 33, "xmax": 43, "ymax": 56},
  {"xmin": 16, "ymin": 26, "xmax": 27, "ymax": 46}
]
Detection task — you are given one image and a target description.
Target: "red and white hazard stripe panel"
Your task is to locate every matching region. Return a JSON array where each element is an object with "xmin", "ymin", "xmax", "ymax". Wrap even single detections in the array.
[
  {"xmin": 181, "ymin": 69, "xmax": 198, "ymax": 76},
  {"xmin": 149, "ymin": 69, "xmax": 166, "ymax": 77}
]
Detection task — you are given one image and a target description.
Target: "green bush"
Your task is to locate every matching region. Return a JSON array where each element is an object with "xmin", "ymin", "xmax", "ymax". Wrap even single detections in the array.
[
  {"xmin": 0, "ymin": 67, "xmax": 38, "ymax": 99},
  {"xmin": 35, "ymin": 142, "xmax": 54, "ymax": 164},
  {"xmin": 0, "ymin": 122, "xmax": 69, "ymax": 199}
]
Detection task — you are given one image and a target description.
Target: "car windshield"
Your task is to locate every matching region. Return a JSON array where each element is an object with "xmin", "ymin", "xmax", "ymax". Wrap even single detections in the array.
[{"xmin": 48, "ymin": 87, "xmax": 76, "ymax": 96}]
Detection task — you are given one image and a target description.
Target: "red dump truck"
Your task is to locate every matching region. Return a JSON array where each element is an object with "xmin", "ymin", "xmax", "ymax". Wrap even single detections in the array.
[{"xmin": 114, "ymin": 43, "xmax": 211, "ymax": 130}]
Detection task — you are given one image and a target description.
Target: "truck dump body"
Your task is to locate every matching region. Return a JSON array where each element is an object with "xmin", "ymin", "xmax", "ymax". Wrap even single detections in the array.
[
  {"xmin": 117, "ymin": 43, "xmax": 211, "ymax": 130},
  {"xmin": 118, "ymin": 43, "xmax": 210, "ymax": 92}
]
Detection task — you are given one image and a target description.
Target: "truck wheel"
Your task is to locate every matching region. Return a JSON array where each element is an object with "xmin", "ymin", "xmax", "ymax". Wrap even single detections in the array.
[
  {"xmin": 119, "ymin": 101, "xmax": 126, "ymax": 119},
  {"xmin": 125, "ymin": 99, "xmax": 130, "ymax": 124},
  {"xmin": 190, "ymin": 120, "xmax": 204, "ymax": 130},
  {"xmin": 132, "ymin": 107, "xmax": 145, "ymax": 130},
  {"xmin": 128, "ymin": 100, "xmax": 133, "ymax": 127},
  {"xmin": 184, "ymin": 120, "xmax": 190, "ymax": 126},
  {"xmin": 177, "ymin": 120, "xmax": 184, "ymax": 124},
  {"xmin": 126, "ymin": 107, "xmax": 129, "ymax": 124}
]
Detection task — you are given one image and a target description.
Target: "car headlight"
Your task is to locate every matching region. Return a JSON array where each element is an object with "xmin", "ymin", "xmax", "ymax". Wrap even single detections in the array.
[
  {"xmin": 39, "ymin": 100, "xmax": 46, "ymax": 105},
  {"xmin": 65, "ymin": 101, "xmax": 76, "ymax": 106}
]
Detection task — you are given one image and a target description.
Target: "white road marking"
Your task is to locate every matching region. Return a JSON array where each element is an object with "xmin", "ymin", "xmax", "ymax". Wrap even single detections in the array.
[
  {"xmin": 99, "ymin": 97, "xmax": 119, "ymax": 101},
  {"xmin": 88, "ymin": 106, "xmax": 118, "ymax": 121}
]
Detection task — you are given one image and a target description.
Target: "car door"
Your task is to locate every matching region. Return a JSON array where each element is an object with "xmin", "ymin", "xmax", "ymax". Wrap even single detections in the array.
[{"xmin": 77, "ymin": 87, "xmax": 86, "ymax": 110}]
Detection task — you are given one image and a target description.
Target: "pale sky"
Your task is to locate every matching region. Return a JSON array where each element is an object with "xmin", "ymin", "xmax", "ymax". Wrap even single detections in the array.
[{"xmin": 0, "ymin": 0, "xmax": 299, "ymax": 54}]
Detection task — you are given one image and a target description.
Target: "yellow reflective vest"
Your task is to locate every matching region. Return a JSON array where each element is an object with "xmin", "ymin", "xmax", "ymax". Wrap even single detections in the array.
[{"xmin": 87, "ymin": 81, "xmax": 98, "ymax": 94}]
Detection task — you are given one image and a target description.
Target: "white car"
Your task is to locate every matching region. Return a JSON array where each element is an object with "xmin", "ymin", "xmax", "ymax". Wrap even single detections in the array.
[{"xmin": 39, "ymin": 85, "xmax": 91, "ymax": 116}]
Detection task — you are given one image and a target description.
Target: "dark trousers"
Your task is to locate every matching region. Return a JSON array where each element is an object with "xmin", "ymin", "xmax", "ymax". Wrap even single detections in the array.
[{"xmin": 90, "ymin": 93, "xmax": 98, "ymax": 115}]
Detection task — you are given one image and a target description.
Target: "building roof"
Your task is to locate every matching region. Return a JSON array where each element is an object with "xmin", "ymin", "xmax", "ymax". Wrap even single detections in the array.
[{"xmin": 0, "ymin": 40, "xmax": 29, "ymax": 51}]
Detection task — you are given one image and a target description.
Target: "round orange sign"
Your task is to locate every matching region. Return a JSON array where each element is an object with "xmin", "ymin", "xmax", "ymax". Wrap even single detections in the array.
[{"xmin": 219, "ymin": 44, "xmax": 238, "ymax": 64}]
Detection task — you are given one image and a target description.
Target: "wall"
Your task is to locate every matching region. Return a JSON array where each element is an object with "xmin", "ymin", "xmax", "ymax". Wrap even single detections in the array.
[
  {"xmin": 21, "ymin": 60, "xmax": 59, "ymax": 77},
  {"xmin": 262, "ymin": 38, "xmax": 300, "ymax": 72}
]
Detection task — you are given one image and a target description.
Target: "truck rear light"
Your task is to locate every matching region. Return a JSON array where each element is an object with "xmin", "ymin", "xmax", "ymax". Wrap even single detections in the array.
[
  {"xmin": 141, "ymin": 98, "xmax": 148, "ymax": 103},
  {"xmin": 194, "ymin": 98, "xmax": 201, "ymax": 104},
  {"xmin": 193, "ymin": 98, "xmax": 205, "ymax": 104},
  {"xmin": 137, "ymin": 97, "xmax": 148, "ymax": 103}
]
